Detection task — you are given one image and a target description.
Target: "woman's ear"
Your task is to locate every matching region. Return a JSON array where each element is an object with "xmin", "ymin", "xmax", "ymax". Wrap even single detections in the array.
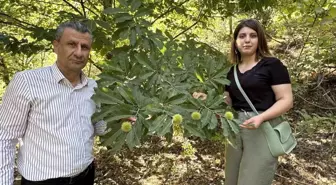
[{"xmin": 235, "ymin": 48, "xmax": 239, "ymax": 55}]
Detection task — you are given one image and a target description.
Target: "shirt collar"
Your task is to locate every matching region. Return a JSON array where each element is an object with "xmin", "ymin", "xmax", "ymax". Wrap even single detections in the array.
[
  {"xmin": 50, "ymin": 63, "xmax": 89, "ymax": 87},
  {"xmin": 51, "ymin": 63, "xmax": 65, "ymax": 83}
]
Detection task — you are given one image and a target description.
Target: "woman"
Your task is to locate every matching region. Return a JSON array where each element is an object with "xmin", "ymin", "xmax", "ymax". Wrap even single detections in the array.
[{"xmin": 223, "ymin": 19, "xmax": 293, "ymax": 185}]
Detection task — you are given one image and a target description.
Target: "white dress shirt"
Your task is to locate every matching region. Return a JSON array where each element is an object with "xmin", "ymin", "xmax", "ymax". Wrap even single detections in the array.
[{"xmin": 0, "ymin": 63, "xmax": 97, "ymax": 184}]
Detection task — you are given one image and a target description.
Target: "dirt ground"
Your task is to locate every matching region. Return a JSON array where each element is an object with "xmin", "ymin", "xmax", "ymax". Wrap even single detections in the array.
[{"xmin": 93, "ymin": 132, "xmax": 335, "ymax": 185}]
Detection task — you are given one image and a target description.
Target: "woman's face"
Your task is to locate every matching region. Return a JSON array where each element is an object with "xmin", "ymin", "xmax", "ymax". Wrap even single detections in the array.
[{"xmin": 235, "ymin": 26, "xmax": 258, "ymax": 57}]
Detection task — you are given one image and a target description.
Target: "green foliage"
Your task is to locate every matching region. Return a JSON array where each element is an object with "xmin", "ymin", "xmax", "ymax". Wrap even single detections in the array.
[
  {"xmin": 88, "ymin": 1, "xmax": 246, "ymax": 152},
  {"xmin": 270, "ymin": 0, "xmax": 336, "ymax": 78},
  {"xmin": 296, "ymin": 109, "xmax": 336, "ymax": 135},
  {"xmin": 1, "ymin": 0, "xmax": 335, "ymax": 154}
]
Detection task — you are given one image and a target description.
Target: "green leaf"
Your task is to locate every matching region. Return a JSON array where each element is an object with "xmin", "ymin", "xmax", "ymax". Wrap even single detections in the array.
[
  {"xmin": 134, "ymin": 53, "xmax": 154, "ymax": 70},
  {"xmin": 133, "ymin": 119, "xmax": 143, "ymax": 144},
  {"xmin": 221, "ymin": 117, "xmax": 230, "ymax": 137},
  {"xmin": 329, "ymin": 7, "xmax": 336, "ymax": 18},
  {"xmin": 86, "ymin": 20, "xmax": 96, "ymax": 32},
  {"xmin": 201, "ymin": 109, "xmax": 212, "ymax": 128},
  {"xmin": 126, "ymin": 129, "xmax": 135, "ymax": 149},
  {"xmin": 131, "ymin": 0, "xmax": 142, "ymax": 11},
  {"xmin": 195, "ymin": 69, "xmax": 205, "ymax": 83},
  {"xmin": 213, "ymin": 78, "xmax": 231, "ymax": 86},
  {"xmin": 96, "ymin": 89, "xmax": 125, "ymax": 104},
  {"xmin": 111, "ymin": 133, "xmax": 127, "ymax": 153},
  {"xmin": 130, "ymin": 28, "xmax": 137, "ymax": 46},
  {"xmin": 139, "ymin": 71, "xmax": 154, "ymax": 80},
  {"xmin": 149, "ymin": 115, "xmax": 167, "ymax": 133},
  {"xmin": 228, "ymin": 119, "xmax": 240, "ymax": 134},
  {"xmin": 135, "ymin": 8, "xmax": 151, "ymax": 17},
  {"xmin": 208, "ymin": 113, "xmax": 218, "ymax": 130},
  {"xmin": 315, "ymin": 7, "xmax": 324, "ymax": 14},
  {"xmin": 92, "ymin": 95, "xmax": 119, "ymax": 105},
  {"xmin": 103, "ymin": 129, "xmax": 123, "ymax": 146},
  {"xmin": 207, "ymin": 60, "xmax": 216, "ymax": 77},
  {"xmin": 166, "ymin": 94, "xmax": 187, "ymax": 105},
  {"xmin": 157, "ymin": 118, "xmax": 172, "ymax": 136},
  {"xmin": 145, "ymin": 105, "xmax": 164, "ymax": 114},
  {"xmin": 208, "ymin": 95, "xmax": 224, "ymax": 109},
  {"xmin": 148, "ymin": 73, "xmax": 158, "ymax": 86},
  {"xmin": 103, "ymin": 7, "xmax": 125, "ymax": 15},
  {"xmin": 112, "ymin": 27, "xmax": 128, "ymax": 40},
  {"xmin": 115, "ymin": 14, "xmax": 133, "ymax": 23},
  {"xmin": 209, "ymin": 80, "xmax": 218, "ymax": 89},
  {"xmin": 188, "ymin": 97, "xmax": 203, "ymax": 107},
  {"xmin": 105, "ymin": 114, "xmax": 134, "ymax": 123},
  {"xmin": 118, "ymin": 0, "xmax": 128, "ymax": 7},
  {"xmin": 95, "ymin": 20, "xmax": 111, "ymax": 30},
  {"xmin": 151, "ymin": 38, "xmax": 163, "ymax": 49},
  {"xmin": 126, "ymin": 127, "xmax": 141, "ymax": 149},
  {"xmin": 92, "ymin": 108, "xmax": 114, "ymax": 123},
  {"xmin": 184, "ymin": 123, "xmax": 206, "ymax": 139},
  {"xmin": 116, "ymin": 87, "xmax": 134, "ymax": 104},
  {"xmin": 213, "ymin": 67, "xmax": 230, "ymax": 78},
  {"xmin": 103, "ymin": 65, "xmax": 124, "ymax": 73},
  {"xmin": 172, "ymin": 104, "xmax": 198, "ymax": 112}
]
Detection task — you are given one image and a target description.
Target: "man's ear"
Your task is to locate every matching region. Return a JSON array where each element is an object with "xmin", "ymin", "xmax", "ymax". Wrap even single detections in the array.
[{"xmin": 52, "ymin": 40, "xmax": 59, "ymax": 53}]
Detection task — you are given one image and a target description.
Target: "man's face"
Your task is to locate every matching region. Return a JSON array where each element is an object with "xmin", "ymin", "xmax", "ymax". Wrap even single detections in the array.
[{"xmin": 53, "ymin": 28, "xmax": 92, "ymax": 74}]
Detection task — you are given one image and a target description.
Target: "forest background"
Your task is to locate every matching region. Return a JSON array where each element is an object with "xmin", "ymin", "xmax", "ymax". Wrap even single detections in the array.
[{"xmin": 0, "ymin": 0, "xmax": 335, "ymax": 184}]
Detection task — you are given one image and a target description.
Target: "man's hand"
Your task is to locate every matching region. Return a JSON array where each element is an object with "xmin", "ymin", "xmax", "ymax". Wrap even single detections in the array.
[{"xmin": 192, "ymin": 92, "xmax": 207, "ymax": 100}]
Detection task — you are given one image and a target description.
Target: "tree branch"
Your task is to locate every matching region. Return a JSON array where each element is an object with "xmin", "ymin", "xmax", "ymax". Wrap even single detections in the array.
[
  {"xmin": 275, "ymin": 173, "xmax": 311, "ymax": 185},
  {"xmin": 34, "ymin": 0, "xmax": 64, "ymax": 5},
  {"xmin": 296, "ymin": 94, "xmax": 336, "ymax": 110},
  {"xmin": 151, "ymin": 0, "xmax": 190, "ymax": 25},
  {"xmin": 83, "ymin": 5, "xmax": 99, "ymax": 17},
  {"xmin": 294, "ymin": 0, "xmax": 328, "ymax": 78},
  {"xmin": 0, "ymin": 12, "xmax": 37, "ymax": 29},
  {"xmin": 172, "ymin": 7, "xmax": 204, "ymax": 40},
  {"xmin": 0, "ymin": 56, "xmax": 10, "ymax": 85},
  {"xmin": 88, "ymin": 58, "xmax": 102, "ymax": 71},
  {"xmin": 0, "ymin": 20, "xmax": 28, "ymax": 29},
  {"xmin": 62, "ymin": 0, "xmax": 83, "ymax": 16},
  {"xmin": 87, "ymin": 0, "xmax": 101, "ymax": 13},
  {"xmin": 80, "ymin": 0, "xmax": 87, "ymax": 17}
]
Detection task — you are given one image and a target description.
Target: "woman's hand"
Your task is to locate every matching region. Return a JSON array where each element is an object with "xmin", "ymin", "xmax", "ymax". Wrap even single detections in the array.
[
  {"xmin": 224, "ymin": 91, "xmax": 232, "ymax": 106},
  {"xmin": 240, "ymin": 115, "xmax": 265, "ymax": 129},
  {"xmin": 192, "ymin": 92, "xmax": 207, "ymax": 100}
]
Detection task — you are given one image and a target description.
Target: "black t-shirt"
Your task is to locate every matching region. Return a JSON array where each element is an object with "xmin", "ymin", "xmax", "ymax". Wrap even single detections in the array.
[{"xmin": 225, "ymin": 57, "xmax": 291, "ymax": 111}]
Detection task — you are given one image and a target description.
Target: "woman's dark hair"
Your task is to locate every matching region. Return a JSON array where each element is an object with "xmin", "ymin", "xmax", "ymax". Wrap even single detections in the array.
[{"xmin": 230, "ymin": 19, "xmax": 272, "ymax": 64}]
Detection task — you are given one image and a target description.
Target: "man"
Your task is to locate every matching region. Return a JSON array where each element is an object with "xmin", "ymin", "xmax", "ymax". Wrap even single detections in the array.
[{"xmin": 0, "ymin": 21, "xmax": 105, "ymax": 185}]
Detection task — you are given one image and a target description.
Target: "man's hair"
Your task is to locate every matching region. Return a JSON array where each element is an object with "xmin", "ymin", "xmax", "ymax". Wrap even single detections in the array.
[{"xmin": 55, "ymin": 21, "xmax": 93, "ymax": 41}]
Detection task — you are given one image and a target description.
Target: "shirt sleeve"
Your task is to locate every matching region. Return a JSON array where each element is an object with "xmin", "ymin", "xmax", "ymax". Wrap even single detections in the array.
[
  {"xmin": 0, "ymin": 72, "xmax": 31, "ymax": 185},
  {"xmin": 268, "ymin": 59, "xmax": 291, "ymax": 85}
]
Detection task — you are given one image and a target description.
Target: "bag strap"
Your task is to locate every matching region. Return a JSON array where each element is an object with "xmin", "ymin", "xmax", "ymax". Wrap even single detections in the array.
[{"xmin": 233, "ymin": 65, "xmax": 259, "ymax": 115}]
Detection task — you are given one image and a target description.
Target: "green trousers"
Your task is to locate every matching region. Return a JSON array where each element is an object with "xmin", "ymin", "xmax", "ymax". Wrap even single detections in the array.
[{"xmin": 224, "ymin": 111, "xmax": 280, "ymax": 185}]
